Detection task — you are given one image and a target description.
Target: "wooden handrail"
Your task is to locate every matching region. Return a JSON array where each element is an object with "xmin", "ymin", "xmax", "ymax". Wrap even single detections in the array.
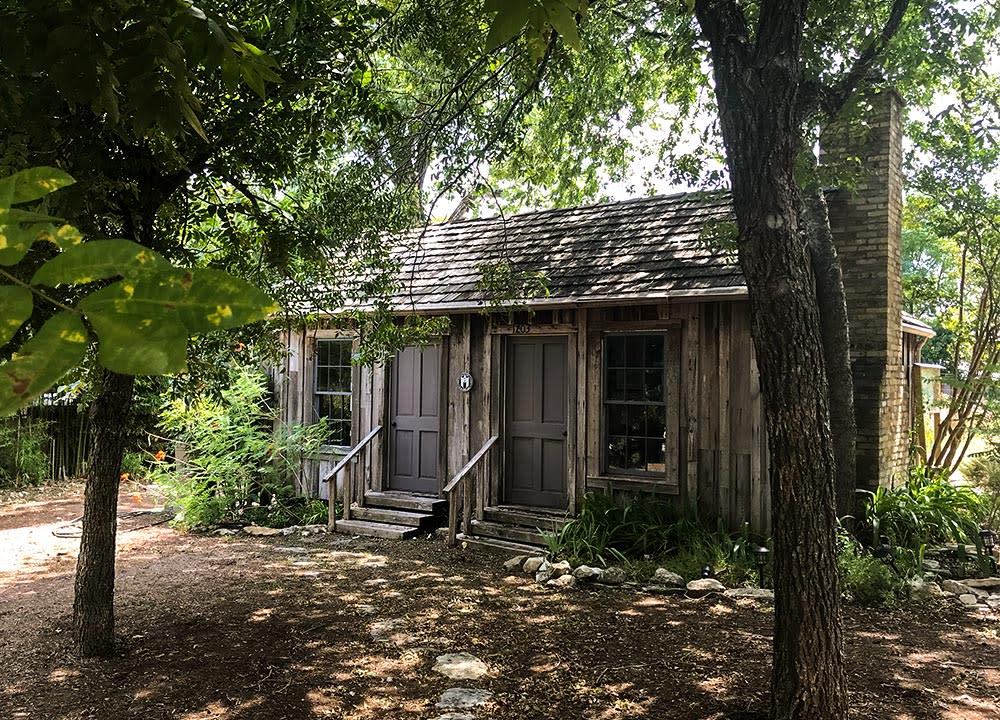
[
  {"xmin": 445, "ymin": 435, "xmax": 498, "ymax": 546},
  {"xmin": 325, "ymin": 425, "xmax": 382, "ymax": 530},
  {"xmin": 444, "ymin": 435, "xmax": 498, "ymax": 494}
]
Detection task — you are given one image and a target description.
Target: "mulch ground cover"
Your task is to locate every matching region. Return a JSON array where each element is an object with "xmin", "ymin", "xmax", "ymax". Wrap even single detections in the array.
[{"xmin": 1, "ymin": 483, "xmax": 997, "ymax": 720}]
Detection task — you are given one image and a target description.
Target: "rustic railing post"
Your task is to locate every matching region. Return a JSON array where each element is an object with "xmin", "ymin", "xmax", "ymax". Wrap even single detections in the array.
[
  {"xmin": 344, "ymin": 462, "xmax": 353, "ymax": 521},
  {"xmin": 327, "ymin": 473, "xmax": 337, "ymax": 532}
]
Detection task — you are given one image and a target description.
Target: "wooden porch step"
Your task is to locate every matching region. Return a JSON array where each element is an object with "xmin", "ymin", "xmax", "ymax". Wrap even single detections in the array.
[
  {"xmin": 456, "ymin": 532, "xmax": 546, "ymax": 555},
  {"xmin": 333, "ymin": 519, "xmax": 421, "ymax": 540},
  {"xmin": 364, "ymin": 491, "xmax": 447, "ymax": 514},
  {"xmin": 468, "ymin": 519, "xmax": 546, "ymax": 547},
  {"xmin": 350, "ymin": 505, "xmax": 440, "ymax": 529},
  {"xmin": 482, "ymin": 507, "xmax": 565, "ymax": 532}
]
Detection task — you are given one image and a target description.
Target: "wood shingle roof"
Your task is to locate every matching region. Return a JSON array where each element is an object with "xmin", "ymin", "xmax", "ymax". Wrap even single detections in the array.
[{"xmin": 391, "ymin": 191, "xmax": 744, "ymax": 312}]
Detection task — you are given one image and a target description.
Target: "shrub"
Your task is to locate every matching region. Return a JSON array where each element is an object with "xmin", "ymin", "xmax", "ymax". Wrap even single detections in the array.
[
  {"xmin": 0, "ymin": 415, "xmax": 50, "ymax": 488},
  {"xmin": 839, "ymin": 548, "xmax": 901, "ymax": 607},
  {"xmin": 542, "ymin": 492, "xmax": 762, "ymax": 584},
  {"xmin": 861, "ymin": 464, "xmax": 984, "ymax": 550},
  {"xmin": 964, "ymin": 451, "xmax": 1000, "ymax": 529},
  {"xmin": 149, "ymin": 368, "xmax": 329, "ymax": 529}
]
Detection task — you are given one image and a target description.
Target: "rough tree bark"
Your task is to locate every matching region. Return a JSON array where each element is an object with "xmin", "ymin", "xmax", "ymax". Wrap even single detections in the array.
[
  {"xmin": 73, "ymin": 370, "xmax": 136, "ymax": 657},
  {"xmin": 693, "ymin": 1, "xmax": 848, "ymax": 718},
  {"xmin": 802, "ymin": 191, "xmax": 858, "ymax": 521}
]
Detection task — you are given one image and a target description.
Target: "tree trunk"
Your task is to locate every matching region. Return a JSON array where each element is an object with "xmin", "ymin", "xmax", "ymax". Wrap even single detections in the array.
[
  {"xmin": 73, "ymin": 370, "xmax": 135, "ymax": 658},
  {"xmin": 802, "ymin": 190, "xmax": 858, "ymax": 522},
  {"xmin": 694, "ymin": 2, "xmax": 849, "ymax": 718}
]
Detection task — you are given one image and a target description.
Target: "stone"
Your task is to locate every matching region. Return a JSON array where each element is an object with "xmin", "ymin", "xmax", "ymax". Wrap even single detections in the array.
[
  {"xmin": 435, "ymin": 688, "xmax": 493, "ymax": 710},
  {"xmin": 963, "ymin": 577, "xmax": 1000, "ymax": 590},
  {"xmin": 651, "ymin": 568, "xmax": 685, "ymax": 588},
  {"xmin": 686, "ymin": 578, "xmax": 726, "ymax": 597},
  {"xmin": 355, "ymin": 604, "xmax": 377, "ymax": 615},
  {"xmin": 958, "ymin": 593, "xmax": 980, "ymax": 606},
  {"xmin": 572, "ymin": 565, "xmax": 602, "ymax": 580},
  {"xmin": 430, "ymin": 715, "xmax": 476, "ymax": 720},
  {"xmin": 909, "ymin": 579, "xmax": 944, "ymax": 600},
  {"xmin": 243, "ymin": 525, "xmax": 281, "ymax": 536},
  {"xmin": 503, "ymin": 555, "xmax": 528, "ymax": 570},
  {"xmin": 921, "ymin": 559, "xmax": 942, "ymax": 571},
  {"xmin": 535, "ymin": 560, "xmax": 554, "ymax": 583},
  {"xmin": 550, "ymin": 560, "xmax": 572, "ymax": 578},
  {"xmin": 522, "ymin": 557, "xmax": 545, "ymax": 574},
  {"xmin": 724, "ymin": 587, "xmax": 774, "ymax": 600},
  {"xmin": 433, "ymin": 653, "xmax": 489, "ymax": 681},
  {"xmin": 941, "ymin": 579, "xmax": 973, "ymax": 595},
  {"xmin": 214, "ymin": 528, "xmax": 238, "ymax": 536},
  {"xmin": 596, "ymin": 566, "xmax": 627, "ymax": 585},
  {"xmin": 986, "ymin": 597, "xmax": 1000, "ymax": 610},
  {"xmin": 547, "ymin": 574, "xmax": 577, "ymax": 589},
  {"xmin": 369, "ymin": 619, "xmax": 408, "ymax": 643}
]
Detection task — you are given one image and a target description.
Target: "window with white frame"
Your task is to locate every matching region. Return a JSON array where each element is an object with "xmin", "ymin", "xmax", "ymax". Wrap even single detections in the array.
[
  {"xmin": 604, "ymin": 334, "xmax": 667, "ymax": 475},
  {"xmin": 314, "ymin": 338, "xmax": 352, "ymax": 446}
]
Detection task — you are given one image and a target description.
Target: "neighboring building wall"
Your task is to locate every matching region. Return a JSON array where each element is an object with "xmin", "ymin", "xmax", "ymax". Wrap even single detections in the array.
[{"xmin": 825, "ymin": 90, "xmax": 907, "ymax": 490}]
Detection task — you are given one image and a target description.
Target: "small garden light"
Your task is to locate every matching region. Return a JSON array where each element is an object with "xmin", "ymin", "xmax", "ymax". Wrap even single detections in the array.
[
  {"xmin": 754, "ymin": 546, "xmax": 769, "ymax": 587},
  {"xmin": 700, "ymin": 565, "xmax": 714, "ymax": 579},
  {"xmin": 980, "ymin": 528, "xmax": 997, "ymax": 573}
]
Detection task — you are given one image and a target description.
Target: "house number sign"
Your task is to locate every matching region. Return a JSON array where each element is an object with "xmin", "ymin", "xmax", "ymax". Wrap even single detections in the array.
[{"xmin": 458, "ymin": 372, "xmax": 474, "ymax": 392}]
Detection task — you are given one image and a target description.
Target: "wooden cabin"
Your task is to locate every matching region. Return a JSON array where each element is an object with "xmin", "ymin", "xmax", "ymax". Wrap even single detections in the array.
[{"xmin": 274, "ymin": 91, "xmax": 932, "ymax": 546}]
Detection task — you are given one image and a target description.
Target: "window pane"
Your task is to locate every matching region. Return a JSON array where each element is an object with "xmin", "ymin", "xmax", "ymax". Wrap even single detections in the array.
[
  {"xmin": 626, "ymin": 405, "xmax": 645, "ymax": 435},
  {"xmin": 645, "ymin": 439, "xmax": 666, "ymax": 472},
  {"xmin": 647, "ymin": 406, "xmax": 666, "ymax": 439},
  {"xmin": 315, "ymin": 339, "xmax": 353, "ymax": 444},
  {"xmin": 645, "ymin": 336, "xmax": 664, "ymax": 367},
  {"xmin": 607, "ymin": 336, "xmax": 625, "ymax": 367},
  {"xmin": 607, "ymin": 369, "xmax": 626, "ymax": 401},
  {"xmin": 625, "ymin": 336, "xmax": 644, "ymax": 367},
  {"xmin": 625, "ymin": 369, "xmax": 645, "ymax": 401},
  {"xmin": 627, "ymin": 437, "xmax": 644, "ymax": 470},
  {"xmin": 644, "ymin": 369, "xmax": 664, "ymax": 401},
  {"xmin": 607, "ymin": 405, "xmax": 627, "ymax": 435},
  {"xmin": 607, "ymin": 436, "xmax": 627, "ymax": 470}
]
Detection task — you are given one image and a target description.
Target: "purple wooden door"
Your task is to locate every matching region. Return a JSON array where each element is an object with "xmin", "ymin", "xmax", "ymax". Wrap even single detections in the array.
[
  {"xmin": 389, "ymin": 345, "xmax": 440, "ymax": 494},
  {"xmin": 505, "ymin": 336, "xmax": 568, "ymax": 508}
]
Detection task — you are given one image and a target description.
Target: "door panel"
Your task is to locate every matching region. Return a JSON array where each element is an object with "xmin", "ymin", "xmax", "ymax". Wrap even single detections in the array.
[
  {"xmin": 505, "ymin": 336, "xmax": 568, "ymax": 508},
  {"xmin": 389, "ymin": 345, "xmax": 440, "ymax": 493}
]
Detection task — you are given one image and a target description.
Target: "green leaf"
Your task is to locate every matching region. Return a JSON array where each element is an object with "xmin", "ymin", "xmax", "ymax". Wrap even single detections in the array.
[
  {"xmin": 0, "ymin": 312, "xmax": 88, "ymax": 415},
  {"xmin": 78, "ymin": 267, "xmax": 279, "ymax": 375},
  {"xmin": 32, "ymin": 239, "xmax": 171, "ymax": 286},
  {"xmin": 485, "ymin": 0, "xmax": 534, "ymax": 51},
  {"xmin": 545, "ymin": 2, "xmax": 581, "ymax": 48},
  {"xmin": 0, "ymin": 222, "xmax": 59, "ymax": 266},
  {"xmin": 0, "ymin": 285, "xmax": 33, "ymax": 345},
  {"xmin": 6, "ymin": 167, "xmax": 75, "ymax": 205},
  {"xmin": 85, "ymin": 310, "xmax": 189, "ymax": 375}
]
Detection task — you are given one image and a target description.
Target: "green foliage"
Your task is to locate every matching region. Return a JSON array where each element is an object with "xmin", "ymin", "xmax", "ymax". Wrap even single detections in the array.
[
  {"xmin": 0, "ymin": 168, "xmax": 278, "ymax": 414},
  {"xmin": 0, "ymin": 414, "xmax": 50, "ymax": 488},
  {"xmin": 476, "ymin": 261, "xmax": 550, "ymax": 315},
  {"xmin": 837, "ymin": 534, "xmax": 903, "ymax": 608},
  {"xmin": 964, "ymin": 451, "xmax": 1000, "ymax": 529},
  {"xmin": 861, "ymin": 465, "xmax": 985, "ymax": 550},
  {"xmin": 542, "ymin": 492, "xmax": 761, "ymax": 585},
  {"xmin": 149, "ymin": 368, "xmax": 327, "ymax": 529}
]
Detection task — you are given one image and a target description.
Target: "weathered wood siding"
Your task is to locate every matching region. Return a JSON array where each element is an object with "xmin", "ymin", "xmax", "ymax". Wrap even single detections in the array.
[{"xmin": 285, "ymin": 299, "xmax": 771, "ymax": 533}]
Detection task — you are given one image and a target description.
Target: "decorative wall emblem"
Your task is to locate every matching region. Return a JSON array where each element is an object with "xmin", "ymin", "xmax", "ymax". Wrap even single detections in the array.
[{"xmin": 458, "ymin": 372, "xmax": 474, "ymax": 392}]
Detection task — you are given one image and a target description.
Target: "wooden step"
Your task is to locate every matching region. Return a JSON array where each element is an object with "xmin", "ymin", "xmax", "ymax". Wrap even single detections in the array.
[
  {"xmin": 364, "ymin": 491, "xmax": 447, "ymax": 514},
  {"xmin": 456, "ymin": 532, "xmax": 547, "ymax": 555},
  {"xmin": 468, "ymin": 519, "xmax": 546, "ymax": 547},
  {"xmin": 350, "ymin": 505, "xmax": 439, "ymax": 529},
  {"xmin": 333, "ymin": 519, "xmax": 421, "ymax": 540},
  {"xmin": 482, "ymin": 507, "xmax": 565, "ymax": 532}
]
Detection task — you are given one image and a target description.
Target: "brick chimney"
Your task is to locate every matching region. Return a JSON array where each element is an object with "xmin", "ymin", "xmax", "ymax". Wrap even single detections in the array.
[{"xmin": 822, "ymin": 90, "xmax": 907, "ymax": 491}]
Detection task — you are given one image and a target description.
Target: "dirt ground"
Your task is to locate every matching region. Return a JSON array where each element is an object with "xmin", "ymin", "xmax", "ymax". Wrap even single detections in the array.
[{"xmin": 1, "ymin": 484, "xmax": 998, "ymax": 720}]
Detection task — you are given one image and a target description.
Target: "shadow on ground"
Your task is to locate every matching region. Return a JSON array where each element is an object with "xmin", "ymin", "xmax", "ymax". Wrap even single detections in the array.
[{"xmin": 0, "ymin": 486, "xmax": 997, "ymax": 720}]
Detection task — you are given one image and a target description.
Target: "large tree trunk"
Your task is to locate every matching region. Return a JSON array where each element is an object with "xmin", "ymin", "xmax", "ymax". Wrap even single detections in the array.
[
  {"xmin": 694, "ymin": 2, "xmax": 848, "ymax": 719},
  {"xmin": 802, "ymin": 191, "xmax": 858, "ymax": 522},
  {"xmin": 73, "ymin": 370, "xmax": 135, "ymax": 658}
]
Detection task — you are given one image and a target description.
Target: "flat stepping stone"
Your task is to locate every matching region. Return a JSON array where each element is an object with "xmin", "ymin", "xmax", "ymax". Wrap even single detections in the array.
[
  {"xmin": 369, "ymin": 619, "xmax": 410, "ymax": 643},
  {"xmin": 433, "ymin": 652, "xmax": 489, "ymax": 680},
  {"xmin": 431, "ymin": 714, "xmax": 476, "ymax": 720},
  {"xmin": 436, "ymin": 688, "xmax": 493, "ymax": 710}
]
